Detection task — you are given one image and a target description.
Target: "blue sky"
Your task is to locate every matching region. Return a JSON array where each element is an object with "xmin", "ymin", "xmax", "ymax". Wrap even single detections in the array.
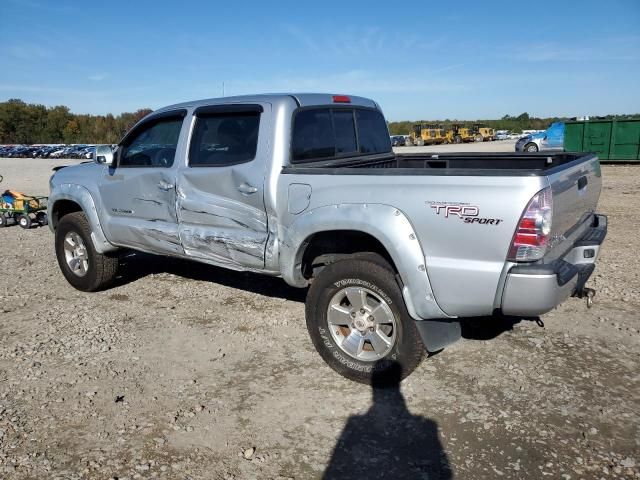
[{"xmin": 1, "ymin": 0, "xmax": 639, "ymax": 120}]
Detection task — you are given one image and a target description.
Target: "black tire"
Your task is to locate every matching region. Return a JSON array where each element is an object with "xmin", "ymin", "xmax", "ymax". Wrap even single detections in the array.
[
  {"xmin": 18, "ymin": 214, "xmax": 32, "ymax": 229},
  {"xmin": 0, "ymin": 214, "xmax": 7, "ymax": 228},
  {"xmin": 35, "ymin": 211, "xmax": 48, "ymax": 226},
  {"xmin": 524, "ymin": 142, "xmax": 539, "ymax": 152},
  {"xmin": 454, "ymin": 135, "xmax": 462, "ymax": 144},
  {"xmin": 305, "ymin": 257, "xmax": 425, "ymax": 385},
  {"xmin": 55, "ymin": 211, "xmax": 119, "ymax": 292}
]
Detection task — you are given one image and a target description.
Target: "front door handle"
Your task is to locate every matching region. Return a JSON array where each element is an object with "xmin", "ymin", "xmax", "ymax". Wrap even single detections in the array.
[
  {"xmin": 157, "ymin": 181, "xmax": 175, "ymax": 191},
  {"xmin": 238, "ymin": 183, "xmax": 258, "ymax": 195}
]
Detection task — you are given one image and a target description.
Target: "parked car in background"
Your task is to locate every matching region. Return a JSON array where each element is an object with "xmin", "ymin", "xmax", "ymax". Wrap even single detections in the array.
[
  {"xmin": 515, "ymin": 122, "xmax": 564, "ymax": 153},
  {"xmin": 0, "ymin": 144, "xmax": 96, "ymax": 159},
  {"xmin": 495, "ymin": 130, "xmax": 509, "ymax": 140},
  {"xmin": 390, "ymin": 135, "xmax": 406, "ymax": 146}
]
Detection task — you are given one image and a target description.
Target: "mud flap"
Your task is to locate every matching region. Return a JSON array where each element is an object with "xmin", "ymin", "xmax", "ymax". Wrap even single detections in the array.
[{"xmin": 414, "ymin": 320, "xmax": 461, "ymax": 353}]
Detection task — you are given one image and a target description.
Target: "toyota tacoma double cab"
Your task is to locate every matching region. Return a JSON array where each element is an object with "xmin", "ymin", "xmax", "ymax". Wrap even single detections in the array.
[{"xmin": 48, "ymin": 94, "xmax": 607, "ymax": 384}]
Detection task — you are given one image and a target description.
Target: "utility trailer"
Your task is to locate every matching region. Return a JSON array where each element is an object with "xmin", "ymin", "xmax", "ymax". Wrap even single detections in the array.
[{"xmin": 0, "ymin": 175, "xmax": 49, "ymax": 228}]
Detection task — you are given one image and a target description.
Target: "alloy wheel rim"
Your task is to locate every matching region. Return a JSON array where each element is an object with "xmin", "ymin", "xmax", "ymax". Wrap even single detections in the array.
[
  {"xmin": 63, "ymin": 232, "xmax": 89, "ymax": 277},
  {"xmin": 327, "ymin": 286, "xmax": 397, "ymax": 362}
]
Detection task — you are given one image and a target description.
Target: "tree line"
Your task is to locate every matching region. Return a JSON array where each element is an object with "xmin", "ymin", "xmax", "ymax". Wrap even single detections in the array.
[
  {"xmin": 0, "ymin": 99, "xmax": 152, "ymax": 144},
  {"xmin": 1, "ymin": 98, "xmax": 638, "ymax": 144}
]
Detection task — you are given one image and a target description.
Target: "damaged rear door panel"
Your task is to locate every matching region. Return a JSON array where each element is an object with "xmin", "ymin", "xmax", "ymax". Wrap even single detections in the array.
[{"xmin": 176, "ymin": 103, "xmax": 271, "ymax": 269}]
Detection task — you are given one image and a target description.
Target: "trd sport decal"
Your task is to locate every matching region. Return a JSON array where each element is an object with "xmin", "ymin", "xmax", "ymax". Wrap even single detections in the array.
[{"xmin": 426, "ymin": 201, "xmax": 503, "ymax": 225}]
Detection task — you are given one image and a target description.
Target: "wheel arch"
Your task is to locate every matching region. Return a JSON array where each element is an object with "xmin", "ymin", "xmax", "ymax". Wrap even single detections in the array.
[
  {"xmin": 50, "ymin": 199, "xmax": 83, "ymax": 230},
  {"xmin": 278, "ymin": 203, "xmax": 451, "ymax": 320},
  {"xmin": 48, "ymin": 184, "xmax": 118, "ymax": 253}
]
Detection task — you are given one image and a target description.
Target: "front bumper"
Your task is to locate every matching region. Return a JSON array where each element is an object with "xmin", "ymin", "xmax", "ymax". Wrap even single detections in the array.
[{"xmin": 501, "ymin": 214, "xmax": 607, "ymax": 316}]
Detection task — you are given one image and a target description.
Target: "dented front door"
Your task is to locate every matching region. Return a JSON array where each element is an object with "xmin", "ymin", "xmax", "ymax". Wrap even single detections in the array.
[
  {"xmin": 98, "ymin": 112, "xmax": 187, "ymax": 255},
  {"xmin": 176, "ymin": 104, "xmax": 270, "ymax": 269}
]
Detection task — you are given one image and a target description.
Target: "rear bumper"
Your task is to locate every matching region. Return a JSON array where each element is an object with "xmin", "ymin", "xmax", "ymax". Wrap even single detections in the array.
[{"xmin": 501, "ymin": 214, "xmax": 607, "ymax": 316}]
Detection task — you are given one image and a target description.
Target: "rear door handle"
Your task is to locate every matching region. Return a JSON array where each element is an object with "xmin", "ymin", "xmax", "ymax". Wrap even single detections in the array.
[
  {"xmin": 578, "ymin": 176, "xmax": 588, "ymax": 190},
  {"xmin": 238, "ymin": 183, "xmax": 258, "ymax": 195},
  {"xmin": 157, "ymin": 181, "xmax": 175, "ymax": 191}
]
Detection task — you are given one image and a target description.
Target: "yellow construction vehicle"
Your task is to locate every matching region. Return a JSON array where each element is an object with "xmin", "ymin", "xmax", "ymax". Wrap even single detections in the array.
[
  {"xmin": 444, "ymin": 124, "xmax": 475, "ymax": 144},
  {"xmin": 408, "ymin": 123, "xmax": 447, "ymax": 146},
  {"xmin": 472, "ymin": 124, "xmax": 495, "ymax": 142}
]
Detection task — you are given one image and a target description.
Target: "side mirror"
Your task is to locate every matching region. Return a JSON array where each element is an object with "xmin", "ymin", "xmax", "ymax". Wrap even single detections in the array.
[{"xmin": 94, "ymin": 145, "xmax": 115, "ymax": 167}]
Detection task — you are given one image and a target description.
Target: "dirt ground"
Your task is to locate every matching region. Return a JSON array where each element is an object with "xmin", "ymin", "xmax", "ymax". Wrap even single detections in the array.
[{"xmin": 0, "ymin": 157, "xmax": 638, "ymax": 480}]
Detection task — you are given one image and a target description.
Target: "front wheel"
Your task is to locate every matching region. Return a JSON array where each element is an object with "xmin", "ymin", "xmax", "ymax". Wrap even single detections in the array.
[
  {"xmin": 55, "ymin": 212, "xmax": 119, "ymax": 291},
  {"xmin": 305, "ymin": 257, "xmax": 425, "ymax": 385}
]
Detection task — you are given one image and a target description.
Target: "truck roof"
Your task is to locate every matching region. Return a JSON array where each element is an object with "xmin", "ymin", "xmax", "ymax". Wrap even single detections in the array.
[{"xmin": 155, "ymin": 93, "xmax": 378, "ymax": 114}]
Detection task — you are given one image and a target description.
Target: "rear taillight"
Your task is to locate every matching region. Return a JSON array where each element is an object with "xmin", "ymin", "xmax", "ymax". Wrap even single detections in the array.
[{"xmin": 508, "ymin": 187, "xmax": 553, "ymax": 262}]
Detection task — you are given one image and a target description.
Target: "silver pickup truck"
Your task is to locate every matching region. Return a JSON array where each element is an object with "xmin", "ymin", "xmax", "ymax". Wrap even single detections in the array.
[{"xmin": 48, "ymin": 93, "xmax": 607, "ymax": 384}]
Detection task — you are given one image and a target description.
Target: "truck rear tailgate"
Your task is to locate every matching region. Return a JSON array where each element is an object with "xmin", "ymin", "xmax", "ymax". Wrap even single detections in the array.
[{"xmin": 546, "ymin": 153, "xmax": 602, "ymax": 256}]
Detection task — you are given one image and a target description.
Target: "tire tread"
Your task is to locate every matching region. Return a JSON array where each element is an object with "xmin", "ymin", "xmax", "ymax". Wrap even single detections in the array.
[
  {"xmin": 56, "ymin": 212, "xmax": 119, "ymax": 291},
  {"xmin": 306, "ymin": 256, "xmax": 424, "ymax": 385}
]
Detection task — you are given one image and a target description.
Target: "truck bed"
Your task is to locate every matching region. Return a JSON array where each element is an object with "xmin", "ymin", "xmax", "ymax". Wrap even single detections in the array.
[{"xmin": 283, "ymin": 152, "xmax": 593, "ymax": 176}]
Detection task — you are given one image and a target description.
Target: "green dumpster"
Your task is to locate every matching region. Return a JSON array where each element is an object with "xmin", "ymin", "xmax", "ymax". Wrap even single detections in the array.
[{"xmin": 565, "ymin": 119, "xmax": 640, "ymax": 162}]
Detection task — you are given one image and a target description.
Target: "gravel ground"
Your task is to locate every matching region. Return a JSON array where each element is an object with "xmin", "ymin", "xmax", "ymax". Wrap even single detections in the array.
[{"xmin": 0, "ymin": 156, "xmax": 638, "ymax": 480}]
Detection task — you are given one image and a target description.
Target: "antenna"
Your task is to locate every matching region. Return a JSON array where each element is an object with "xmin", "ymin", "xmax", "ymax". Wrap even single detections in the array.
[{"xmin": 222, "ymin": 81, "xmax": 225, "ymax": 97}]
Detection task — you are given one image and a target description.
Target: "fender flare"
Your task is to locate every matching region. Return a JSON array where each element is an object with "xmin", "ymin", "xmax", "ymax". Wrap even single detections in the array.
[
  {"xmin": 48, "ymin": 183, "xmax": 118, "ymax": 254},
  {"xmin": 279, "ymin": 203, "xmax": 452, "ymax": 320}
]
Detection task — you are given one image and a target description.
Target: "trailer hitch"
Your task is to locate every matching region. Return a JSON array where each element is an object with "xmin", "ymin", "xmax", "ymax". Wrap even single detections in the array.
[{"xmin": 575, "ymin": 287, "xmax": 596, "ymax": 308}]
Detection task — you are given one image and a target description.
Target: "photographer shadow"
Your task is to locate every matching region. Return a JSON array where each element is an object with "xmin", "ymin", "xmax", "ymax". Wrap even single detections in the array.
[{"xmin": 323, "ymin": 362, "xmax": 452, "ymax": 480}]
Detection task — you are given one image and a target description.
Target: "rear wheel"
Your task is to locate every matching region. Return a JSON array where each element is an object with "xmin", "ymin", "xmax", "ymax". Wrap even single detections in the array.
[
  {"xmin": 305, "ymin": 257, "xmax": 425, "ymax": 385},
  {"xmin": 0, "ymin": 213, "xmax": 7, "ymax": 227},
  {"xmin": 55, "ymin": 212, "xmax": 119, "ymax": 291},
  {"xmin": 454, "ymin": 135, "xmax": 462, "ymax": 144},
  {"xmin": 415, "ymin": 138, "xmax": 424, "ymax": 146},
  {"xmin": 524, "ymin": 142, "xmax": 539, "ymax": 152},
  {"xmin": 475, "ymin": 133, "xmax": 484, "ymax": 142}
]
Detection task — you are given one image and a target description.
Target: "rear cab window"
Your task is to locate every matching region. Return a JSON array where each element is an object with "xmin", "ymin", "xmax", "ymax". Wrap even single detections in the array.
[{"xmin": 291, "ymin": 107, "xmax": 391, "ymax": 163}]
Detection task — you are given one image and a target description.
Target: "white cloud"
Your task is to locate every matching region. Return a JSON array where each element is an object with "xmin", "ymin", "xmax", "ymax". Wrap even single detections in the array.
[{"xmin": 88, "ymin": 74, "xmax": 106, "ymax": 82}]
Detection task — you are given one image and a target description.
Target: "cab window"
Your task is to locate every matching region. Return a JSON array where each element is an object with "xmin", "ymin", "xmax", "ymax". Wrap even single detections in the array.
[
  {"xmin": 119, "ymin": 116, "xmax": 183, "ymax": 168},
  {"xmin": 189, "ymin": 112, "xmax": 260, "ymax": 167}
]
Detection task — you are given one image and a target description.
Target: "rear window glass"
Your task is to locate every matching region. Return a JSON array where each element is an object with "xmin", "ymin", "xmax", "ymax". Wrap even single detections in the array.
[
  {"xmin": 356, "ymin": 109, "xmax": 392, "ymax": 154},
  {"xmin": 333, "ymin": 110, "xmax": 357, "ymax": 155},
  {"xmin": 291, "ymin": 109, "xmax": 334, "ymax": 161},
  {"xmin": 189, "ymin": 113, "xmax": 260, "ymax": 166},
  {"xmin": 292, "ymin": 107, "xmax": 390, "ymax": 163}
]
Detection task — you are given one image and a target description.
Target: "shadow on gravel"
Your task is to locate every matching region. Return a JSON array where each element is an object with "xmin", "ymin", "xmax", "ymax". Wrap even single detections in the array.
[
  {"xmin": 460, "ymin": 315, "xmax": 542, "ymax": 341},
  {"xmin": 115, "ymin": 252, "xmax": 306, "ymax": 302},
  {"xmin": 323, "ymin": 362, "xmax": 452, "ymax": 480}
]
